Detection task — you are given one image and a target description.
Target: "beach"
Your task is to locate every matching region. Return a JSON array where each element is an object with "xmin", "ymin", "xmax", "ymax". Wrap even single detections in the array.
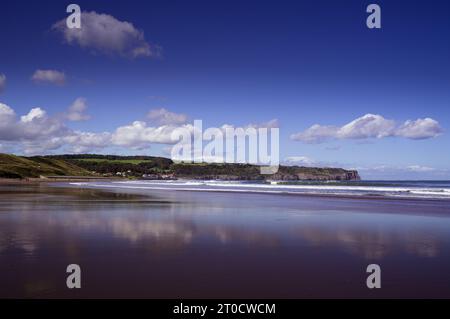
[{"xmin": 1, "ymin": 181, "xmax": 450, "ymax": 298}]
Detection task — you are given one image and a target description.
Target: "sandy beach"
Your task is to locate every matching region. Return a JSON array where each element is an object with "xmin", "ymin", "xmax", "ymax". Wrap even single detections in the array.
[{"xmin": 1, "ymin": 182, "xmax": 450, "ymax": 298}]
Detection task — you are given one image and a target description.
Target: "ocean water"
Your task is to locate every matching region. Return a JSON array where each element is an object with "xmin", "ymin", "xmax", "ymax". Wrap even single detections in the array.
[
  {"xmin": 69, "ymin": 179, "xmax": 450, "ymax": 200},
  {"xmin": 1, "ymin": 182, "xmax": 450, "ymax": 298}
]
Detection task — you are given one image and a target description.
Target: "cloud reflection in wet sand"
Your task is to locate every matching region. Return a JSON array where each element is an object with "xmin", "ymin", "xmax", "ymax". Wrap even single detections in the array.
[{"xmin": 296, "ymin": 226, "xmax": 441, "ymax": 259}]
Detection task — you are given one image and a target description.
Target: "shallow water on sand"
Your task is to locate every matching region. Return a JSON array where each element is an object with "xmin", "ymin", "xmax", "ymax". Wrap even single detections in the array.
[{"xmin": 1, "ymin": 183, "xmax": 450, "ymax": 298}]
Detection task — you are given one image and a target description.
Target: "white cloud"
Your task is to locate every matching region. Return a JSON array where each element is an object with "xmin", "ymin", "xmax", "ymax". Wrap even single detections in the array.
[
  {"xmin": 111, "ymin": 121, "xmax": 194, "ymax": 149},
  {"xmin": 0, "ymin": 102, "xmax": 76, "ymax": 153},
  {"xmin": 20, "ymin": 107, "xmax": 46, "ymax": 123},
  {"xmin": 396, "ymin": 118, "xmax": 442, "ymax": 139},
  {"xmin": 215, "ymin": 118, "xmax": 279, "ymax": 140},
  {"xmin": 66, "ymin": 98, "xmax": 90, "ymax": 121},
  {"xmin": 291, "ymin": 113, "xmax": 443, "ymax": 143},
  {"xmin": 283, "ymin": 156, "xmax": 315, "ymax": 166},
  {"xmin": 0, "ymin": 102, "xmax": 68, "ymax": 144},
  {"xmin": 247, "ymin": 118, "xmax": 280, "ymax": 129},
  {"xmin": 338, "ymin": 114, "xmax": 396, "ymax": 139},
  {"xmin": 52, "ymin": 11, "xmax": 159, "ymax": 58},
  {"xmin": 1, "ymin": 98, "xmax": 93, "ymax": 152},
  {"xmin": 19, "ymin": 113, "xmax": 66, "ymax": 141},
  {"xmin": 112, "ymin": 110, "xmax": 277, "ymax": 151},
  {"xmin": 31, "ymin": 69, "xmax": 66, "ymax": 85},
  {"xmin": 1, "ymin": 101, "xmax": 280, "ymax": 155},
  {"xmin": 20, "ymin": 138, "xmax": 66, "ymax": 155},
  {"xmin": 0, "ymin": 74, "xmax": 6, "ymax": 93},
  {"xmin": 282, "ymin": 156, "xmax": 352, "ymax": 169},
  {"xmin": 0, "ymin": 103, "xmax": 16, "ymax": 138},
  {"xmin": 147, "ymin": 108, "xmax": 187, "ymax": 125},
  {"xmin": 290, "ymin": 124, "xmax": 338, "ymax": 144},
  {"xmin": 0, "ymin": 103, "xmax": 15, "ymax": 118},
  {"xmin": 406, "ymin": 165, "xmax": 435, "ymax": 172},
  {"xmin": 1, "ymin": 103, "xmax": 199, "ymax": 154},
  {"xmin": 63, "ymin": 131, "xmax": 112, "ymax": 153},
  {"xmin": 355, "ymin": 164, "xmax": 448, "ymax": 179}
]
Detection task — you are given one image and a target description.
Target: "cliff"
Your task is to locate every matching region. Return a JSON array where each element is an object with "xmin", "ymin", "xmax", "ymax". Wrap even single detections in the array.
[
  {"xmin": 172, "ymin": 163, "xmax": 360, "ymax": 181},
  {"xmin": 267, "ymin": 166, "xmax": 360, "ymax": 181}
]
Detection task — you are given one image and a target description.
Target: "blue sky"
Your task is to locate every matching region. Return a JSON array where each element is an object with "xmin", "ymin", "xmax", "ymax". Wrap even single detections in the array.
[{"xmin": 0, "ymin": 0, "xmax": 449, "ymax": 179}]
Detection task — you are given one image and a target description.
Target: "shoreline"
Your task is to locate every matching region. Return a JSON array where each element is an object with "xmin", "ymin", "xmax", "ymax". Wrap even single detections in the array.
[
  {"xmin": 3, "ymin": 181, "xmax": 450, "ymax": 220},
  {"xmin": 0, "ymin": 177, "xmax": 124, "ymax": 184},
  {"xmin": 3, "ymin": 177, "xmax": 450, "ymax": 203},
  {"xmin": 55, "ymin": 180, "xmax": 450, "ymax": 204}
]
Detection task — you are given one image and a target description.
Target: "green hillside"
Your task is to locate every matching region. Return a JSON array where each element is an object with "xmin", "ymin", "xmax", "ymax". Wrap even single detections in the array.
[{"xmin": 0, "ymin": 154, "xmax": 91, "ymax": 178}]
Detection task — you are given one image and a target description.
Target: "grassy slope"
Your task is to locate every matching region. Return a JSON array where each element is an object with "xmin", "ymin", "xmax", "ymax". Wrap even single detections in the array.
[{"xmin": 0, "ymin": 154, "xmax": 91, "ymax": 178}]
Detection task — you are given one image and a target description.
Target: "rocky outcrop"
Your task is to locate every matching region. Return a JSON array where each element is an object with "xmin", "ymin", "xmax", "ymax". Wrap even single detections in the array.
[
  {"xmin": 173, "ymin": 163, "xmax": 361, "ymax": 181},
  {"xmin": 267, "ymin": 168, "xmax": 360, "ymax": 181},
  {"xmin": 345, "ymin": 170, "xmax": 360, "ymax": 181}
]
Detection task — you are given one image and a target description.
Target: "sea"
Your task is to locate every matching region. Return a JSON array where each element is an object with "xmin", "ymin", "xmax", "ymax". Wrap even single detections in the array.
[{"xmin": 69, "ymin": 179, "xmax": 450, "ymax": 200}]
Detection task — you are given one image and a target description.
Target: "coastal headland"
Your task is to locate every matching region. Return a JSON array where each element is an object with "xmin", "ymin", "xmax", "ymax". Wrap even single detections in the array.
[{"xmin": 0, "ymin": 153, "xmax": 360, "ymax": 182}]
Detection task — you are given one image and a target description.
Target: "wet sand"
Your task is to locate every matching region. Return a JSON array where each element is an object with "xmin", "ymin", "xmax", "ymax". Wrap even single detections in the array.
[{"xmin": 1, "ymin": 183, "xmax": 450, "ymax": 298}]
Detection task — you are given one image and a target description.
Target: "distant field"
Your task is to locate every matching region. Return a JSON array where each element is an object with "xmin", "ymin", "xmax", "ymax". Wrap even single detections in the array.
[{"xmin": 77, "ymin": 158, "xmax": 152, "ymax": 165}]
